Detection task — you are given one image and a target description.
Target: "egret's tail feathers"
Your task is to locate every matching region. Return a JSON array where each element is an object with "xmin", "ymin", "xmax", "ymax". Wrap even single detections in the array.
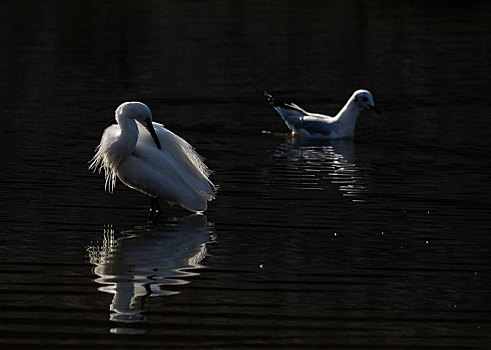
[
  {"xmin": 198, "ymin": 179, "xmax": 218, "ymax": 201},
  {"xmin": 197, "ymin": 190, "xmax": 215, "ymax": 201}
]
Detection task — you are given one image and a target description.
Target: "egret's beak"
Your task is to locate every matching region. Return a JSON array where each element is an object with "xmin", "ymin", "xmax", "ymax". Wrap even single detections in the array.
[
  {"xmin": 145, "ymin": 118, "xmax": 161, "ymax": 149},
  {"xmin": 367, "ymin": 104, "xmax": 381, "ymax": 116}
]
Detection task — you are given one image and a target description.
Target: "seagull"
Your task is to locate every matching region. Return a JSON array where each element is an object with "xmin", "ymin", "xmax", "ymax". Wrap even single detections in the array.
[
  {"xmin": 89, "ymin": 102, "xmax": 216, "ymax": 218},
  {"xmin": 265, "ymin": 90, "xmax": 380, "ymax": 139}
]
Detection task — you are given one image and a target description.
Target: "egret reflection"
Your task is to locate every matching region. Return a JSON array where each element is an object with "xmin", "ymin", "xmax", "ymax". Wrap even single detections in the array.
[
  {"xmin": 87, "ymin": 214, "xmax": 214, "ymax": 326},
  {"xmin": 272, "ymin": 139, "xmax": 368, "ymax": 200}
]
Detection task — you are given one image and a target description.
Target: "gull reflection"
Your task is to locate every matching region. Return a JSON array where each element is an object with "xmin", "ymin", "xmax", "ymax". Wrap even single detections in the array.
[
  {"xmin": 87, "ymin": 214, "xmax": 214, "ymax": 326},
  {"xmin": 272, "ymin": 138, "xmax": 368, "ymax": 200}
]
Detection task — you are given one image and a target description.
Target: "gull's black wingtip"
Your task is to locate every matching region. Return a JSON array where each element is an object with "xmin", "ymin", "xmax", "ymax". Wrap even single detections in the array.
[{"xmin": 264, "ymin": 91, "xmax": 282, "ymax": 107}]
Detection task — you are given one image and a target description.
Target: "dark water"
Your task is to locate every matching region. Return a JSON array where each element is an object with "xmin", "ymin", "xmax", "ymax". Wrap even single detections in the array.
[{"xmin": 1, "ymin": 1, "xmax": 491, "ymax": 349}]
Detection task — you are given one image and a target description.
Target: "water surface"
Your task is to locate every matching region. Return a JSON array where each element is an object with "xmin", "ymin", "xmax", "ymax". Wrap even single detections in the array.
[{"xmin": 1, "ymin": 1, "xmax": 491, "ymax": 349}]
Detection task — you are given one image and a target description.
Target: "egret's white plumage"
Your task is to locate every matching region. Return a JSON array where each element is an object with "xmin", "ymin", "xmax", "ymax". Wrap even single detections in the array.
[
  {"xmin": 89, "ymin": 102, "xmax": 215, "ymax": 213},
  {"xmin": 265, "ymin": 90, "xmax": 380, "ymax": 139}
]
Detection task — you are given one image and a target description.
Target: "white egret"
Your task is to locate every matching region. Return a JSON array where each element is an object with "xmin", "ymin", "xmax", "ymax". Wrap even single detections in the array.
[
  {"xmin": 265, "ymin": 90, "xmax": 381, "ymax": 139},
  {"xmin": 89, "ymin": 102, "xmax": 216, "ymax": 217}
]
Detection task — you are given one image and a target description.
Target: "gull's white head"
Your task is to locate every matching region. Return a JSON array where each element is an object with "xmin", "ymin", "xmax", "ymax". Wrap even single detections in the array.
[
  {"xmin": 116, "ymin": 101, "xmax": 161, "ymax": 149},
  {"xmin": 352, "ymin": 90, "xmax": 381, "ymax": 116}
]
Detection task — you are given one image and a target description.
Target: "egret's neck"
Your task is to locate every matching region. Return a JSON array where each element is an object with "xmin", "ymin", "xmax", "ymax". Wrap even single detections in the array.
[
  {"xmin": 115, "ymin": 115, "xmax": 139, "ymax": 161},
  {"xmin": 334, "ymin": 99, "xmax": 363, "ymax": 136}
]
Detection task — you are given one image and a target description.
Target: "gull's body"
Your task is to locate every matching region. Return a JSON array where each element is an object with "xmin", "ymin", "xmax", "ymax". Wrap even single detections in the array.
[
  {"xmin": 90, "ymin": 102, "xmax": 215, "ymax": 214},
  {"xmin": 265, "ymin": 90, "xmax": 380, "ymax": 139}
]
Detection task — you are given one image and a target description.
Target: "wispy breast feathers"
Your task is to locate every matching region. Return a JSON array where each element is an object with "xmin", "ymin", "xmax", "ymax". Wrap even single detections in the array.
[{"xmin": 89, "ymin": 125, "xmax": 120, "ymax": 193}]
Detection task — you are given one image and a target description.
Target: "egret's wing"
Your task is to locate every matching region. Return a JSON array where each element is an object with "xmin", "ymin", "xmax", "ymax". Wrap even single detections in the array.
[
  {"xmin": 155, "ymin": 123, "xmax": 212, "ymax": 178},
  {"xmin": 136, "ymin": 123, "xmax": 216, "ymax": 199},
  {"xmin": 89, "ymin": 124, "xmax": 120, "ymax": 192}
]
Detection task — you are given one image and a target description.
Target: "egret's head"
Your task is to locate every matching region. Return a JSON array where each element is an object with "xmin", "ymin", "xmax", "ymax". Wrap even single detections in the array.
[
  {"xmin": 116, "ymin": 101, "xmax": 161, "ymax": 149},
  {"xmin": 116, "ymin": 101, "xmax": 152, "ymax": 123},
  {"xmin": 352, "ymin": 90, "xmax": 381, "ymax": 116}
]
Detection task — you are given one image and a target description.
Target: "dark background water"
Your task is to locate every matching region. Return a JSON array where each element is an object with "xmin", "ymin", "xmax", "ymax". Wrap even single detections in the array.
[{"xmin": 1, "ymin": 0, "xmax": 491, "ymax": 349}]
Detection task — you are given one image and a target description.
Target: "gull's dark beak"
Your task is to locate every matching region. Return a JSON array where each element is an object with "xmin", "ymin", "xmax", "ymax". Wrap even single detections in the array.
[
  {"xmin": 145, "ymin": 118, "xmax": 161, "ymax": 149},
  {"xmin": 367, "ymin": 104, "xmax": 381, "ymax": 116}
]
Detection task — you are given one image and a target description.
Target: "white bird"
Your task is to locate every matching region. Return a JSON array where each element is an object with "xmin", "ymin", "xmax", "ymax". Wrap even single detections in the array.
[
  {"xmin": 265, "ymin": 90, "xmax": 381, "ymax": 139},
  {"xmin": 89, "ymin": 102, "xmax": 216, "ymax": 216}
]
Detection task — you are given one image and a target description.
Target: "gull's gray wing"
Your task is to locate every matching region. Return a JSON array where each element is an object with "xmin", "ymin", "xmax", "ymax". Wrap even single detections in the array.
[
  {"xmin": 297, "ymin": 116, "xmax": 333, "ymax": 136},
  {"xmin": 265, "ymin": 92, "xmax": 311, "ymax": 128}
]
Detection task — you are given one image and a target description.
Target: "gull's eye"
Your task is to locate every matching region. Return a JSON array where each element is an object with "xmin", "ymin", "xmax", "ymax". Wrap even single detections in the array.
[{"xmin": 362, "ymin": 96, "xmax": 368, "ymax": 102}]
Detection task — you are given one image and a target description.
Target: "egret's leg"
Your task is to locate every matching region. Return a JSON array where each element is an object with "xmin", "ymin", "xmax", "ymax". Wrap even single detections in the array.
[
  {"xmin": 148, "ymin": 197, "xmax": 161, "ymax": 224},
  {"xmin": 153, "ymin": 198, "xmax": 162, "ymax": 223},
  {"xmin": 148, "ymin": 197, "xmax": 156, "ymax": 224},
  {"xmin": 154, "ymin": 198, "xmax": 161, "ymax": 213}
]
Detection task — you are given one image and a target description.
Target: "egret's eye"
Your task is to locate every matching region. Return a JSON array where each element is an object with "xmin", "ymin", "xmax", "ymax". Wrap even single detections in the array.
[{"xmin": 362, "ymin": 96, "xmax": 368, "ymax": 102}]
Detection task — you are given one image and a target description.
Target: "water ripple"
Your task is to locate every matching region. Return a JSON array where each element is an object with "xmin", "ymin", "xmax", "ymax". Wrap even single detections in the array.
[
  {"xmin": 270, "ymin": 139, "xmax": 370, "ymax": 200},
  {"xmin": 86, "ymin": 215, "xmax": 214, "ymax": 326}
]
